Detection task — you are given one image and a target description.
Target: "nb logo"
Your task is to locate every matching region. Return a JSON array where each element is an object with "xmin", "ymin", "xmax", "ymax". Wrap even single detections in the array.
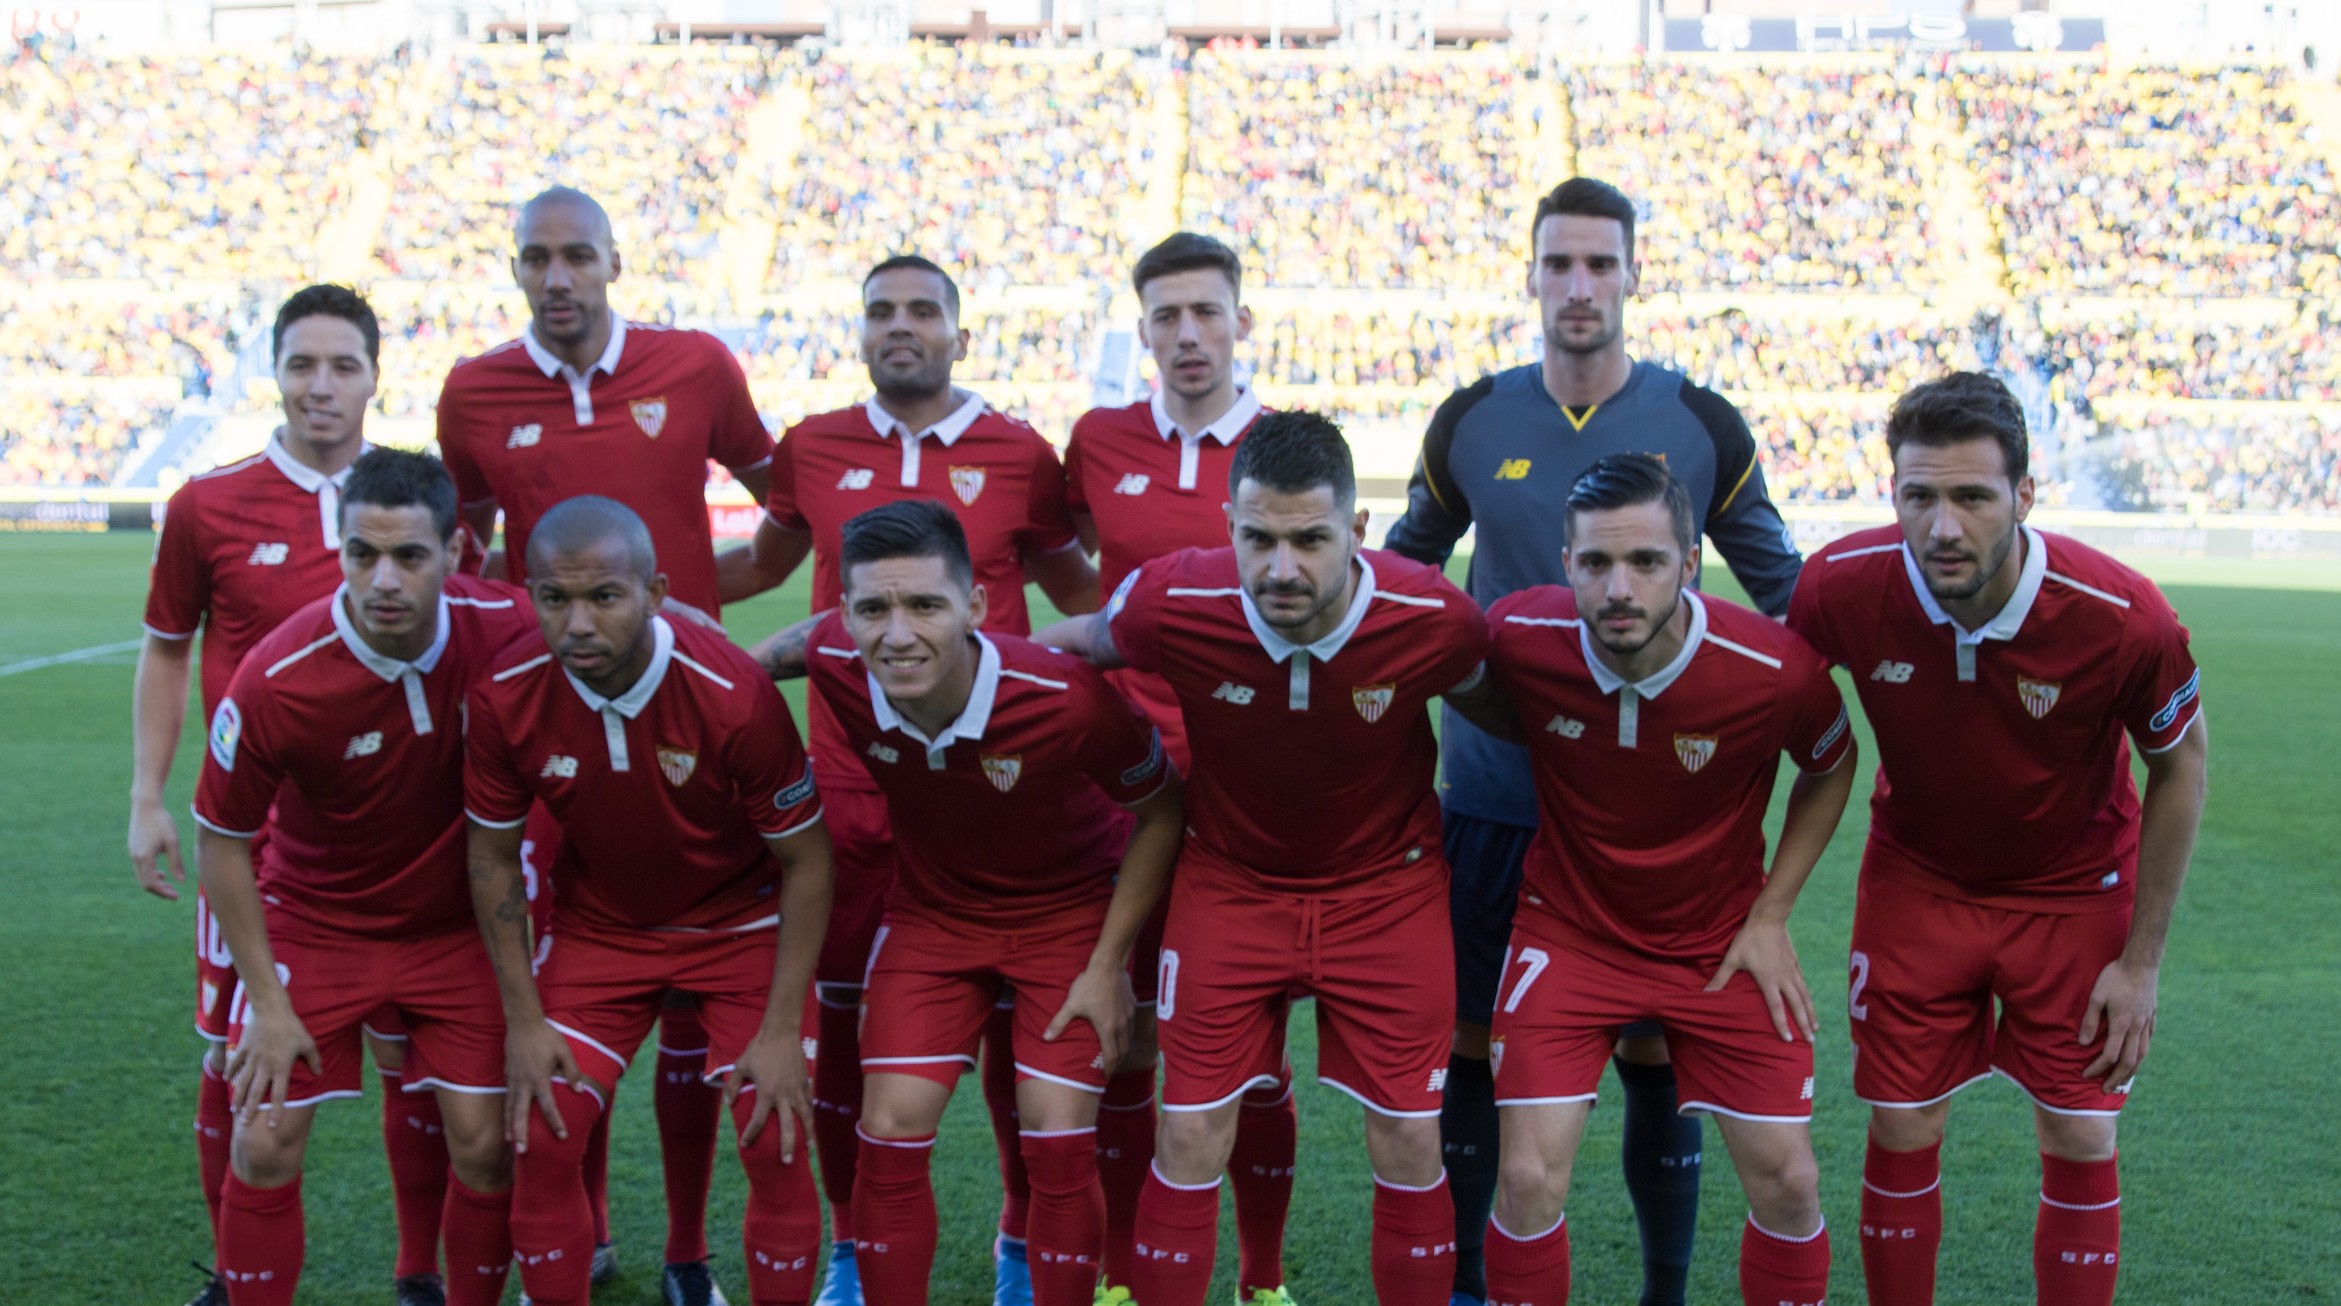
[
  {"xmin": 540, "ymin": 755, "xmax": 579, "ymax": 778},
  {"xmin": 343, "ymin": 731, "xmax": 383, "ymax": 759},
  {"xmin": 506, "ymin": 423, "xmax": 543, "ymax": 449},
  {"xmin": 838, "ymin": 469, "xmax": 876, "ymax": 491},
  {"xmin": 1545, "ymin": 715, "xmax": 1585, "ymax": 739},
  {"xmin": 1112, "ymin": 473, "xmax": 1150, "ymax": 495},
  {"xmin": 247, "ymin": 543, "xmax": 289, "ymax": 566},
  {"xmin": 1211, "ymin": 682, "xmax": 1256, "ymax": 705},
  {"xmin": 1494, "ymin": 458, "xmax": 1532, "ymax": 480},
  {"xmin": 1870, "ymin": 661, "xmax": 1914, "ymax": 683},
  {"xmin": 1427, "ymin": 1067, "xmax": 1449, "ymax": 1092},
  {"xmin": 866, "ymin": 742, "xmax": 900, "ymax": 765}
]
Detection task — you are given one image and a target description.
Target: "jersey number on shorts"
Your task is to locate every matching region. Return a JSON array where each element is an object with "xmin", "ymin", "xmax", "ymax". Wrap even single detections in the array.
[
  {"xmin": 1848, "ymin": 950, "xmax": 1873, "ymax": 1021},
  {"xmin": 1500, "ymin": 946, "xmax": 1551, "ymax": 1015},
  {"xmin": 1157, "ymin": 949, "xmax": 1179, "ymax": 1021},
  {"xmin": 197, "ymin": 896, "xmax": 235, "ymax": 969}
]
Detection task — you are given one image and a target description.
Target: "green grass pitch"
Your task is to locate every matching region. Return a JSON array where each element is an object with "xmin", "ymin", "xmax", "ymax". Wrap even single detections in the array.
[{"xmin": 3, "ymin": 532, "xmax": 2337, "ymax": 1303}]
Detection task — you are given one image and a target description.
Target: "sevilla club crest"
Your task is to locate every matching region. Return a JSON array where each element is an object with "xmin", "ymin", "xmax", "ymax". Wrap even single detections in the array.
[
  {"xmin": 2017, "ymin": 677, "xmax": 2062, "ymax": 719},
  {"xmin": 949, "ymin": 466, "xmax": 986, "ymax": 506},
  {"xmin": 631, "ymin": 397, "xmax": 669, "ymax": 439},
  {"xmin": 656, "ymin": 747, "xmax": 697, "ymax": 787},
  {"xmin": 981, "ymin": 754, "xmax": 1022, "ymax": 793},
  {"xmin": 1353, "ymin": 683, "xmax": 1396, "ymax": 723},
  {"xmin": 1674, "ymin": 733, "xmax": 1717, "ymax": 773}
]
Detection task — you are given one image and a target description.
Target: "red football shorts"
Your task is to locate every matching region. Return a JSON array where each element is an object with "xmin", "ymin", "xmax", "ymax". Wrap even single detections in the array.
[
  {"xmin": 1128, "ymin": 898, "xmax": 1168, "ymax": 1008},
  {"xmin": 1157, "ymin": 845, "xmax": 1453, "ymax": 1116},
  {"xmin": 1491, "ymin": 914, "xmax": 1815, "ymax": 1122},
  {"xmin": 815, "ymin": 784, "xmax": 898, "ymax": 1002},
  {"xmin": 535, "ymin": 919, "xmax": 804, "ymax": 1102},
  {"xmin": 521, "ymin": 804, "xmax": 563, "ymax": 939},
  {"xmin": 226, "ymin": 920, "xmax": 506, "ymax": 1106},
  {"xmin": 860, "ymin": 907, "xmax": 1113, "ymax": 1092},
  {"xmin": 195, "ymin": 888, "xmax": 240, "ymax": 1041},
  {"xmin": 1849, "ymin": 862, "xmax": 2134, "ymax": 1115}
]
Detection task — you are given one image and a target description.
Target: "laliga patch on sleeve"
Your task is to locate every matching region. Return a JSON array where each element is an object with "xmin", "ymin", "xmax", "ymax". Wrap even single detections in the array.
[
  {"xmin": 776, "ymin": 770, "xmax": 817, "ymax": 811},
  {"xmin": 208, "ymin": 699, "xmax": 242, "ymax": 772},
  {"xmin": 1105, "ymin": 567, "xmax": 1143, "ymax": 623}
]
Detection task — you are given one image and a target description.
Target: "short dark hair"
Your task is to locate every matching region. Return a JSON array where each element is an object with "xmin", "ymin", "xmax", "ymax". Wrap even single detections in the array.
[
  {"xmin": 1564, "ymin": 453, "xmax": 1696, "ymax": 556},
  {"xmin": 840, "ymin": 499, "xmax": 974, "ymax": 591},
  {"xmin": 864, "ymin": 255, "xmax": 961, "ymax": 321},
  {"xmin": 342, "ymin": 447, "xmax": 457, "ymax": 541},
  {"xmin": 1227, "ymin": 410, "xmax": 1356, "ymax": 509},
  {"xmin": 1885, "ymin": 371, "xmax": 2030, "ymax": 482},
  {"xmin": 527, "ymin": 495, "xmax": 657, "ymax": 581},
  {"xmin": 1531, "ymin": 177, "xmax": 1637, "ymax": 263},
  {"xmin": 273, "ymin": 284, "xmax": 380, "ymax": 369},
  {"xmin": 1132, "ymin": 231, "xmax": 1244, "ymax": 299}
]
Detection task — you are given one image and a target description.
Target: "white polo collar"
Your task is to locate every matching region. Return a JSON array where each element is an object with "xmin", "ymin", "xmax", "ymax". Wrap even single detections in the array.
[
  {"xmin": 330, "ymin": 583, "xmax": 451, "ymax": 735},
  {"xmin": 866, "ymin": 391, "xmax": 988, "ymax": 489},
  {"xmin": 1902, "ymin": 523, "xmax": 2048, "ymax": 681},
  {"xmin": 522, "ymin": 317, "xmax": 627, "ymax": 425},
  {"xmin": 1149, "ymin": 387, "xmax": 1260, "ymax": 491},
  {"xmin": 1581, "ymin": 589, "xmax": 1708, "ymax": 701},
  {"xmin": 264, "ymin": 432, "xmax": 365, "ymax": 549},
  {"xmin": 561, "ymin": 615, "xmax": 675, "ymax": 772},
  {"xmin": 867, "ymin": 633, "xmax": 1001, "ymax": 770}
]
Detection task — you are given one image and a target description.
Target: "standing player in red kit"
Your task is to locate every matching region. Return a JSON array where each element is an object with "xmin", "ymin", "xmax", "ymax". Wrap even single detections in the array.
[
  {"xmin": 131, "ymin": 286, "xmax": 464, "ymax": 1306},
  {"xmin": 436, "ymin": 186, "xmax": 774, "ymax": 1302},
  {"xmin": 192, "ymin": 450, "xmax": 534, "ymax": 1306},
  {"xmin": 1038, "ymin": 412, "xmax": 1489, "ymax": 1306},
  {"xmin": 752, "ymin": 499, "xmax": 1184, "ymax": 1305},
  {"xmin": 721, "ymin": 255, "xmax": 1099, "ymax": 1306},
  {"xmin": 465, "ymin": 497, "xmax": 833, "ymax": 1306},
  {"xmin": 1059, "ymin": 231, "xmax": 1298, "ymax": 1305},
  {"xmin": 1445, "ymin": 456, "xmax": 1856, "ymax": 1306},
  {"xmin": 1787, "ymin": 374, "xmax": 2210, "ymax": 1306}
]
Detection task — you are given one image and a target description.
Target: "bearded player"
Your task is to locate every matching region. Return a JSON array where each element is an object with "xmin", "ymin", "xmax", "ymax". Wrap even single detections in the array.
[
  {"xmin": 465, "ymin": 496, "xmax": 833, "ymax": 1306},
  {"xmin": 1038, "ymin": 412, "xmax": 1489, "ymax": 1305},
  {"xmin": 1446, "ymin": 456, "xmax": 1856, "ymax": 1306},
  {"xmin": 1787, "ymin": 374, "xmax": 2209, "ymax": 1306},
  {"xmin": 721, "ymin": 255, "xmax": 1099, "ymax": 1306},
  {"xmin": 1060, "ymin": 231, "xmax": 1298, "ymax": 1305}
]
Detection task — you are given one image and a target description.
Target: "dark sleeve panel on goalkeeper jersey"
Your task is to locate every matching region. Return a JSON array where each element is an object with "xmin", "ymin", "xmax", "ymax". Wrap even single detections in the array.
[
  {"xmin": 1678, "ymin": 378, "xmax": 1801, "ymax": 618},
  {"xmin": 1383, "ymin": 375, "xmax": 1496, "ymax": 569}
]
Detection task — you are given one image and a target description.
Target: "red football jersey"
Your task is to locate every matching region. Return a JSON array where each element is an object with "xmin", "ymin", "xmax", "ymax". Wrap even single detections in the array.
[
  {"xmin": 144, "ymin": 437, "xmax": 363, "ymax": 716},
  {"xmin": 1063, "ymin": 391, "xmax": 1264, "ymax": 773},
  {"xmin": 1487, "ymin": 587, "xmax": 1852, "ymax": 960},
  {"xmin": 436, "ymin": 320, "xmax": 774, "ymax": 614},
  {"xmin": 464, "ymin": 615, "xmax": 822, "ymax": 933},
  {"xmin": 805, "ymin": 614, "xmax": 1169, "ymax": 927},
  {"xmin": 191, "ymin": 576, "xmax": 535, "ymax": 938},
  {"xmin": 1788, "ymin": 524, "xmax": 2204, "ymax": 913},
  {"xmin": 764, "ymin": 395, "xmax": 1080, "ymax": 788},
  {"xmin": 1105, "ymin": 547, "xmax": 1488, "ymax": 894}
]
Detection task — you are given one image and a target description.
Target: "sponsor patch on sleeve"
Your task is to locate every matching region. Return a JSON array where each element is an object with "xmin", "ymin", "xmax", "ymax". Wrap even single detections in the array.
[
  {"xmin": 1812, "ymin": 705, "xmax": 1850, "ymax": 760},
  {"xmin": 1121, "ymin": 730, "xmax": 1166, "ymax": 788},
  {"xmin": 1104, "ymin": 567, "xmax": 1143, "ymax": 623},
  {"xmin": 2148, "ymin": 668, "xmax": 2201, "ymax": 734},
  {"xmin": 775, "ymin": 769, "xmax": 818, "ymax": 811},
  {"xmin": 208, "ymin": 699, "xmax": 242, "ymax": 772}
]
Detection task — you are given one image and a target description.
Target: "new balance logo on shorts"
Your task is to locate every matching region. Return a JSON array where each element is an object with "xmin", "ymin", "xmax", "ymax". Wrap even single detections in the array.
[
  {"xmin": 1871, "ymin": 660, "xmax": 1914, "ymax": 682},
  {"xmin": 1112, "ymin": 473, "xmax": 1150, "ymax": 495},
  {"xmin": 837, "ymin": 468, "xmax": 875, "ymax": 490},
  {"xmin": 246, "ymin": 543, "xmax": 289, "ymax": 566},
  {"xmin": 343, "ymin": 731, "xmax": 382, "ymax": 759},
  {"xmin": 1426, "ymin": 1066, "xmax": 1449, "ymax": 1092},
  {"xmin": 1212, "ymin": 682, "xmax": 1256, "ymax": 705},
  {"xmin": 540, "ymin": 755, "xmax": 579, "ymax": 778}
]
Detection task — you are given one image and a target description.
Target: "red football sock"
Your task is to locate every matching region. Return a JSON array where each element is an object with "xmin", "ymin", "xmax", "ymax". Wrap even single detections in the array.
[
  {"xmin": 441, "ymin": 1175, "xmax": 513, "ymax": 1306},
  {"xmin": 981, "ymin": 1006, "xmax": 1031, "ymax": 1242},
  {"xmin": 583, "ymin": 1101, "xmax": 613, "ymax": 1247},
  {"xmin": 1021, "ymin": 1129, "xmax": 1105, "ymax": 1306},
  {"xmin": 1371, "ymin": 1173, "xmax": 1457, "ymax": 1306},
  {"xmin": 851, "ymin": 1129, "xmax": 939, "ymax": 1306},
  {"xmin": 1230, "ymin": 1079, "xmax": 1297, "ymax": 1295},
  {"xmin": 1740, "ymin": 1215, "xmax": 1830, "ymax": 1306},
  {"xmin": 1861, "ymin": 1137, "xmax": 1943, "ymax": 1306},
  {"xmin": 734, "ymin": 1091, "xmax": 823, "ymax": 1306},
  {"xmin": 509, "ymin": 1082, "xmax": 605, "ymax": 1306},
  {"xmin": 196, "ymin": 1058, "xmax": 234, "ymax": 1236},
  {"xmin": 656, "ymin": 1008, "xmax": 721, "ymax": 1265},
  {"xmin": 1131, "ymin": 1166, "xmax": 1220, "ymax": 1306},
  {"xmin": 1483, "ymin": 1212, "xmax": 1569, "ymax": 1306},
  {"xmin": 382, "ymin": 1075, "xmax": 450, "ymax": 1280},
  {"xmin": 217, "ymin": 1172, "xmax": 303, "ymax": 1306},
  {"xmin": 813, "ymin": 996, "xmax": 864, "ymax": 1245},
  {"xmin": 1095, "ymin": 1068, "xmax": 1156, "ymax": 1289},
  {"xmin": 2035, "ymin": 1152, "xmax": 2121, "ymax": 1306}
]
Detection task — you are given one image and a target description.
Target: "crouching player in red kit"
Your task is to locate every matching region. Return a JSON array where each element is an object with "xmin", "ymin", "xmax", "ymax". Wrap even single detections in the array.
[
  {"xmin": 753, "ymin": 499, "xmax": 1185, "ymax": 1304},
  {"xmin": 192, "ymin": 449, "xmax": 537, "ymax": 1305},
  {"xmin": 1444, "ymin": 456, "xmax": 1857, "ymax": 1306},
  {"xmin": 1038, "ymin": 412, "xmax": 1490, "ymax": 1305},
  {"xmin": 464, "ymin": 496, "xmax": 835, "ymax": 1306}
]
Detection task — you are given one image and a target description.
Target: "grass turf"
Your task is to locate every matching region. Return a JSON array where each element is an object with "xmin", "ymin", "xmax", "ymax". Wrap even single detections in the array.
[{"xmin": 1, "ymin": 531, "xmax": 2335, "ymax": 1303}]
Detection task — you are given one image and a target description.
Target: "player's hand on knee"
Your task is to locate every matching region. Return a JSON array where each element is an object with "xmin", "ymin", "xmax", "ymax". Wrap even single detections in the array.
[
  {"xmin": 1708, "ymin": 914, "xmax": 1818, "ymax": 1043},
  {"xmin": 226, "ymin": 1004, "xmax": 319, "ymax": 1128},
  {"xmin": 128, "ymin": 798, "xmax": 186, "ymax": 900},
  {"xmin": 505, "ymin": 1019, "xmax": 579, "ymax": 1152},
  {"xmin": 2080, "ymin": 957, "xmax": 2158, "ymax": 1092},
  {"xmin": 1046, "ymin": 962, "xmax": 1136, "ymax": 1071},
  {"xmin": 728, "ymin": 1026, "xmax": 812, "ymax": 1161}
]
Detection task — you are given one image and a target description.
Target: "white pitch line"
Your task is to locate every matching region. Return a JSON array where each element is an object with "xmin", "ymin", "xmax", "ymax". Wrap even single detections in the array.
[{"xmin": 0, "ymin": 639, "xmax": 144, "ymax": 678}]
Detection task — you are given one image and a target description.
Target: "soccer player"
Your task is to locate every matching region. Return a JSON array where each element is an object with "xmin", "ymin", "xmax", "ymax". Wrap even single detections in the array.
[
  {"xmin": 465, "ymin": 496, "xmax": 833, "ymax": 1306},
  {"xmin": 1383, "ymin": 177, "xmax": 1804, "ymax": 1306},
  {"xmin": 436, "ymin": 186, "xmax": 774, "ymax": 1299},
  {"xmin": 1445, "ymin": 455, "xmax": 1855, "ymax": 1306},
  {"xmin": 721, "ymin": 254, "xmax": 1099, "ymax": 1305},
  {"xmin": 748, "ymin": 499, "xmax": 1184, "ymax": 1305},
  {"xmin": 1060, "ymin": 231, "xmax": 1299, "ymax": 1304},
  {"xmin": 1037, "ymin": 412, "xmax": 1489, "ymax": 1306},
  {"xmin": 1787, "ymin": 374, "xmax": 2209, "ymax": 1306},
  {"xmin": 191, "ymin": 449, "xmax": 535, "ymax": 1306},
  {"xmin": 131, "ymin": 285, "xmax": 464, "ymax": 1306}
]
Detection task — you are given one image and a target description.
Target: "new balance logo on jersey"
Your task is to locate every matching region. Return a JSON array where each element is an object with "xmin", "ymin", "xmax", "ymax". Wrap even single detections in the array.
[
  {"xmin": 1211, "ymin": 682, "xmax": 1256, "ymax": 705},
  {"xmin": 506, "ymin": 423, "xmax": 543, "ymax": 449},
  {"xmin": 837, "ymin": 469, "xmax": 876, "ymax": 491},
  {"xmin": 866, "ymin": 741, "xmax": 900, "ymax": 765},
  {"xmin": 343, "ymin": 732, "xmax": 383, "ymax": 760},
  {"xmin": 2018, "ymin": 676, "xmax": 2063, "ymax": 719},
  {"xmin": 1112, "ymin": 473, "xmax": 1150, "ymax": 495},
  {"xmin": 1494, "ymin": 458, "xmax": 1532, "ymax": 480},
  {"xmin": 540, "ymin": 755, "xmax": 579, "ymax": 779},
  {"xmin": 1545, "ymin": 715, "xmax": 1586, "ymax": 739},
  {"xmin": 1870, "ymin": 661, "xmax": 1914, "ymax": 683},
  {"xmin": 246, "ymin": 543, "xmax": 289, "ymax": 566}
]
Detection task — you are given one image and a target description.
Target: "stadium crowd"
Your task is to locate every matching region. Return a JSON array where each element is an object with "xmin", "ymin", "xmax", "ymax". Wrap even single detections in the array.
[
  {"xmin": 2100, "ymin": 412, "xmax": 2341, "ymax": 513},
  {"xmin": 2026, "ymin": 315, "xmax": 2341, "ymax": 402},
  {"xmin": 0, "ymin": 391, "xmax": 171, "ymax": 486}
]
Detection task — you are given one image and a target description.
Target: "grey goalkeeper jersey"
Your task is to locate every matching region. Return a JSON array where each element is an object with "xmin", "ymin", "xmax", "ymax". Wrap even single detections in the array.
[{"xmin": 1384, "ymin": 359, "xmax": 1802, "ymax": 827}]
